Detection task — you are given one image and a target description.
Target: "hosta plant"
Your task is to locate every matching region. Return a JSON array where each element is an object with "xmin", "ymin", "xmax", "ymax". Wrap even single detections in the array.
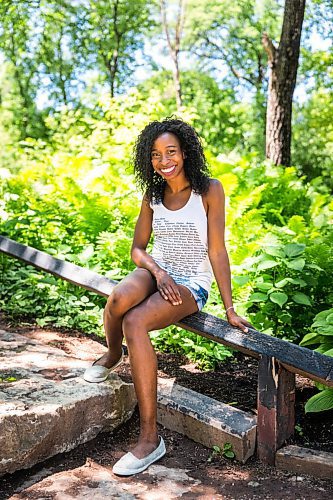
[{"xmin": 300, "ymin": 308, "xmax": 333, "ymax": 413}]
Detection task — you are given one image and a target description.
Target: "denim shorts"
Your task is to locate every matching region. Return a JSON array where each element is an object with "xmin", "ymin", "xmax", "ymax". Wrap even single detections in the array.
[{"xmin": 182, "ymin": 284, "xmax": 209, "ymax": 311}]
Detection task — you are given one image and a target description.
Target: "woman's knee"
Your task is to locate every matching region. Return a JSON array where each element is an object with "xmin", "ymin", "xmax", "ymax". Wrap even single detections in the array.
[{"xmin": 105, "ymin": 287, "xmax": 131, "ymax": 317}]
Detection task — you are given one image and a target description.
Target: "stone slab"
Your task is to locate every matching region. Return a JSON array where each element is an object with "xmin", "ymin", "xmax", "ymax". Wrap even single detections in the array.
[
  {"xmin": 9, "ymin": 460, "xmax": 202, "ymax": 499},
  {"xmin": 157, "ymin": 378, "xmax": 257, "ymax": 463},
  {"xmin": 0, "ymin": 330, "xmax": 136, "ymax": 476},
  {"xmin": 276, "ymin": 445, "xmax": 333, "ymax": 480}
]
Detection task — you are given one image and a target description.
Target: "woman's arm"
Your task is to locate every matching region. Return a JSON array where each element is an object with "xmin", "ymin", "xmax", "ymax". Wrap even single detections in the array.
[
  {"xmin": 131, "ymin": 196, "xmax": 161, "ymax": 276},
  {"xmin": 206, "ymin": 180, "xmax": 252, "ymax": 333},
  {"xmin": 131, "ymin": 196, "xmax": 182, "ymax": 305}
]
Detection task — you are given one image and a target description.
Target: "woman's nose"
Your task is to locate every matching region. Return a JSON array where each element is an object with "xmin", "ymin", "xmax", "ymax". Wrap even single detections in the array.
[{"xmin": 160, "ymin": 154, "xmax": 171, "ymax": 165}]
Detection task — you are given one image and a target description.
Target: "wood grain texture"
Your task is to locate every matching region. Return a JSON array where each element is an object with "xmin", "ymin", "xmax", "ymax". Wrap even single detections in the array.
[{"xmin": 257, "ymin": 355, "xmax": 295, "ymax": 465}]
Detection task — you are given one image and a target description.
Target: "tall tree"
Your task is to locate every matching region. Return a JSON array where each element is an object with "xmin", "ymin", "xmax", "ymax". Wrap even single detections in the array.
[
  {"xmin": 82, "ymin": 0, "xmax": 152, "ymax": 98},
  {"xmin": 159, "ymin": 0, "xmax": 186, "ymax": 109},
  {"xmin": 0, "ymin": 0, "xmax": 42, "ymax": 138},
  {"xmin": 184, "ymin": 0, "xmax": 282, "ymax": 153},
  {"xmin": 263, "ymin": 0, "xmax": 306, "ymax": 166},
  {"xmin": 38, "ymin": 0, "xmax": 80, "ymax": 109}
]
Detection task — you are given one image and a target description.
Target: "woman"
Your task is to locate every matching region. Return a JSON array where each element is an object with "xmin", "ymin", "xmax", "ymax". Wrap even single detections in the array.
[{"xmin": 84, "ymin": 118, "xmax": 252, "ymax": 475}]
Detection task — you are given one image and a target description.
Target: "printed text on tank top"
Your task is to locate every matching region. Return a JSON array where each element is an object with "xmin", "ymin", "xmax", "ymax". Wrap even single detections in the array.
[{"xmin": 150, "ymin": 191, "xmax": 213, "ymax": 293}]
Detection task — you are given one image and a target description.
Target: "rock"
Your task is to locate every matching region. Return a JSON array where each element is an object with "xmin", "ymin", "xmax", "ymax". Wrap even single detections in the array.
[
  {"xmin": 276, "ymin": 445, "xmax": 333, "ymax": 480},
  {"xmin": 0, "ymin": 331, "xmax": 136, "ymax": 476},
  {"xmin": 157, "ymin": 378, "xmax": 257, "ymax": 463},
  {"xmin": 10, "ymin": 460, "xmax": 201, "ymax": 499},
  {"xmin": 248, "ymin": 481, "xmax": 260, "ymax": 487}
]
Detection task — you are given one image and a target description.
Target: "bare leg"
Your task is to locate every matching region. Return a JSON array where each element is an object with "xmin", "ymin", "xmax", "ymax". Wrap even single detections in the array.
[
  {"xmin": 95, "ymin": 268, "xmax": 157, "ymax": 368},
  {"xmin": 122, "ymin": 285, "xmax": 198, "ymax": 458}
]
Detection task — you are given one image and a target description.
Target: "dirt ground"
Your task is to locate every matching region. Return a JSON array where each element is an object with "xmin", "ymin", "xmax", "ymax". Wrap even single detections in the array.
[{"xmin": 0, "ymin": 316, "xmax": 333, "ymax": 499}]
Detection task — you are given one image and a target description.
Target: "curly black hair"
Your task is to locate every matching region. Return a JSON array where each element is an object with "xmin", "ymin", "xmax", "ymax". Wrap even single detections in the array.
[{"xmin": 133, "ymin": 118, "xmax": 210, "ymax": 203}]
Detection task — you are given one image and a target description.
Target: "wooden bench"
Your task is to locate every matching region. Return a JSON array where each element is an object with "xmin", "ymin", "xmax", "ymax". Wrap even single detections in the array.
[{"xmin": 1, "ymin": 235, "xmax": 332, "ymax": 465}]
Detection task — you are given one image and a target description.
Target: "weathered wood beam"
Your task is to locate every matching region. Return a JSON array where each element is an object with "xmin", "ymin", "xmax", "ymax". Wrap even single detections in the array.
[
  {"xmin": 1, "ymin": 236, "xmax": 333, "ymax": 387},
  {"xmin": 0, "ymin": 235, "xmax": 117, "ymax": 297},
  {"xmin": 257, "ymin": 355, "xmax": 295, "ymax": 465},
  {"xmin": 178, "ymin": 313, "xmax": 333, "ymax": 388}
]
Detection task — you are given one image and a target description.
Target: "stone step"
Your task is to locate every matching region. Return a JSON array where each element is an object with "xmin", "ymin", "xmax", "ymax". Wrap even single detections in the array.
[
  {"xmin": 157, "ymin": 378, "xmax": 257, "ymax": 463},
  {"xmin": 276, "ymin": 445, "xmax": 333, "ymax": 480},
  {"xmin": 0, "ymin": 330, "xmax": 136, "ymax": 477},
  {"xmin": 9, "ymin": 461, "xmax": 203, "ymax": 499}
]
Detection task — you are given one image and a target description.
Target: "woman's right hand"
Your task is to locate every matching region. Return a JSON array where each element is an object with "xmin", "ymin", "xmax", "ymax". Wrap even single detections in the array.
[{"xmin": 155, "ymin": 270, "xmax": 182, "ymax": 306}]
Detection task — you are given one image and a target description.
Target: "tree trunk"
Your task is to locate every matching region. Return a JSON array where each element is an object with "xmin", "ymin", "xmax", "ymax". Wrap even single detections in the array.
[
  {"xmin": 263, "ymin": 0, "xmax": 306, "ymax": 166},
  {"xmin": 160, "ymin": 0, "xmax": 185, "ymax": 110}
]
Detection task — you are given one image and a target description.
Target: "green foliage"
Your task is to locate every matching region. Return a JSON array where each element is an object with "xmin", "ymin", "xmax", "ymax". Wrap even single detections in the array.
[
  {"xmin": 300, "ymin": 308, "xmax": 333, "ymax": 413},
  {"xmin": 300, "ymin": 308, "xmax": 333, "ymax": 354},
  {"xmin": 150, "ymin": 325, "xmax": 233, "ymax": 370},
  {"xmin": 305, "ymin": 389, "xmax": 333, "ymax": 413},
  {"xmin": 138, "ymin": 70, "xmax": 248, "ymax": 155},
  {"xmin": 211, "ymin": 157, "xmax": 333, "ymax": 342},
  {"xmin": 1, "ymin": 115, "xmax": 332, "ymax": 364},
  {"xmin": 293, "ymin": 90, "xmax": 333, "ymax": 190},
  {"xmin": 0, "ymin": 258, "xmax": 104, "ymax": 334},
  {"xmin": 207, "ymin": 443, "xmax": 235, "ymax": 462}
]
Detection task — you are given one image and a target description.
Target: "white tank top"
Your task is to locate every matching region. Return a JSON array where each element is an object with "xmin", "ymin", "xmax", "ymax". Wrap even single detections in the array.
[{"xmin": 150, "ymin": 191, "xmax": 213, "ymax": 292}]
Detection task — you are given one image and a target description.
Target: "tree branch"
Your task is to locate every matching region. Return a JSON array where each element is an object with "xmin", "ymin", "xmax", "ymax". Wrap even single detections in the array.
[{"xmin": 262, "ymin": 32, "xmax": 277, "ymax": 64}]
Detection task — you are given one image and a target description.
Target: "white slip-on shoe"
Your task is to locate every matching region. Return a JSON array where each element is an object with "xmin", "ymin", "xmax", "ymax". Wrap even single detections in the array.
[
  {"xmin": 112, "ymin": 436, "xmax": 166, "ymax": 476},
  {"xmin": 83, "ymin": 349, "xmax": 124, "ymax": 383}
]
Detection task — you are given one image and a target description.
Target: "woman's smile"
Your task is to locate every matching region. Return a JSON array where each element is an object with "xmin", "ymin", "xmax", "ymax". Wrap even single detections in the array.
[{"xmin": 160, "ymin": 165, "xmax": 176, "ymax": 176}]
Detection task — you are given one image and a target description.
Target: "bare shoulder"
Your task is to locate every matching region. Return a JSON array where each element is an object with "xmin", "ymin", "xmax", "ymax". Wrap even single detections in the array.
[
  {"xmin": 141, "ymin": 194, "xmax": 153, "ymax": 211},
  {"xmin": 203, "ymin": 178, "xmax": 225, "ymax": 204}
]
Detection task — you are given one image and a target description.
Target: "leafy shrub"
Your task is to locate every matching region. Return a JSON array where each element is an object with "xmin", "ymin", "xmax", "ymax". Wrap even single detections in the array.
[
  {"xmin": 240, "ymin": 242, "xmax": 324, "ymax": 341},
  {"xmin": 150, "ymin": 325, "xmax": 233, "ymax": 370},
  {"xmin": 300, "ymin": 308, "xmax": 333, "ymax": 413}
]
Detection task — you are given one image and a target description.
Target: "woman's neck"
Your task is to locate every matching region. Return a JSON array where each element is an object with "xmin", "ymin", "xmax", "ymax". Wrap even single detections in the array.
[{"xmin": 165, "ymin": 178, "xmax": 190, "ymax": 195}]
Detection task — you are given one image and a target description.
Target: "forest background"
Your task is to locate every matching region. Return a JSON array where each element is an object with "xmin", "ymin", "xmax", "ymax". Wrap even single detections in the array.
[{"xmin": 0, "ymin": 0, "xmax": 332, "ymax": 411}]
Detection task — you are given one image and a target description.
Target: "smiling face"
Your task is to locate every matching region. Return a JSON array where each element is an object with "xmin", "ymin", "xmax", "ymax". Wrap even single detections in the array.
[{"xmin": 151, "ymin": 132, "xmax": 186, "ymax": 181}]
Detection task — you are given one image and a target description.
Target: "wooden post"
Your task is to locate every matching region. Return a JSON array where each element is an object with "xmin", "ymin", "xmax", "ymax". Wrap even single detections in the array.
[{"xmin": 257, "ymin": 355, "xmax": 296, "ymax": 465}]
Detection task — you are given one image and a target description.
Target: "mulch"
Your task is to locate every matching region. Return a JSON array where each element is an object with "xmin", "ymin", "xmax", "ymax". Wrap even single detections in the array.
[{"xmin": 0, "ymin": 316, "xmax": 332, "ymax": 499}]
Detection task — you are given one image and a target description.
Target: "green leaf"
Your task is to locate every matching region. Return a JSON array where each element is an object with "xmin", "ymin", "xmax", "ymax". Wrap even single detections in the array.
[
  {"xmin": 275, "ymin": 278, "xmax": 289, "ymax": 288},
  {"xmin": 306, "ymin": 263, "xmax": 323, "ymax": 271},
  {"xmin": 264, "ymin": 246, "xmax": 285, "ymax": 258},
  {"xmin": 315, "ymin": 343, "xmax": 333, "ymax": 354},
  {"xmin": 286, "ymin": 258, "xmax": 305, "ymax": 271},
  {"xmin": 299, "ymin": 332, "xmax": 321, "ymax": 346},
  {"xmin": 248, "ymin": 292, "xmax": 268, "ymax": 302},
  {"xmin": 284, "ymin": 243, "xmax": 306, "ymax": 258},
  {"xmin": 288, "ymin": 278, "xmax": 307, "ymax": 287},
  {"xmin": 257, "ymin": 259, "xmax": 279, "ymax": 271},
  {"xmin": 305, "ymin": 389, "xmax": 333, "ymax": 413},
  {"xmin": 279, "ymin": 313, "xmax": 292, "ymax": 324},
  {"xmin": 275, "ymin": 277, "xmax": 307, "ymax": 288},
  {"xmin": 322, "ymin": 348, "xmax": 333, "ymax": 357},
  {"xmin": 316, "ymin": 325, "xmax": 333, "ymax": 336},
  {"xmin": 269, "ymin": 292, "xmax": 288, "ymax": 308},
  {"xmin": 326, "ymin": 313, "xmax": 333, "ymax": 325},
  {"xmin": 314, "ymin": 309, "xmax": 333, "ymax": 321},
  {"xmin": 232, "ymin": 276, "xmax": 250, "ymax": 286},
  {"xmin": 292, "ymin": 292, "xmax": 311, "ymax": 306},
  {"xmin": 256, "ymin": 282, "xmax": 273, "ymax": 291}
]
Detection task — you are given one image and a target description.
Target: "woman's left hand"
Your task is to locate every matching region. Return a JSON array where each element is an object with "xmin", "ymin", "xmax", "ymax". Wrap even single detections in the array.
[{"xmin": 226, "ymin": 309, "xmax": 253, "ymax": 333}]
